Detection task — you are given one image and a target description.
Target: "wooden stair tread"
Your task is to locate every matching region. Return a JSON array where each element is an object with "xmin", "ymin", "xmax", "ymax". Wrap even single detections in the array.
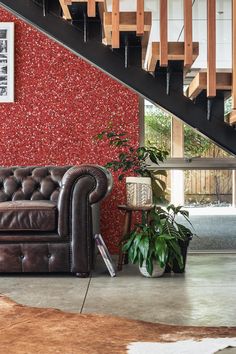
[
  {"xmin": 147, "ymin": 42, "xmax": 199, "ymax": 72},
  {"xmin": 103, "ymin": 11, "xmax": 151, "ymax": 54},
  {"xmin": 187, "ymin": 70, "xmax": 232, "ymax": 99},
  {"xmin": 104, "ymin": 12, "xmax": 152, "ymax": 32}
]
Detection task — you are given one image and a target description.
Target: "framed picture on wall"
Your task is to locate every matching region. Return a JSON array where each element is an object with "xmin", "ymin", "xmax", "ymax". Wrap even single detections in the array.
[{"xmin": 0, "ymin": 22, "xmax": 14, "ymax": 103}]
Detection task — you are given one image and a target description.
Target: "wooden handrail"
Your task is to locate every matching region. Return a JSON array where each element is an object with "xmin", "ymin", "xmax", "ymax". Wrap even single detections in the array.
[
  {"xmin": 160, "ymin": 0, "xmax": 168, "ymax": 67},
  {"xmin": 184, "ymin": 0, "xmax": 193, "ymax": 67},
  {"xmin": 136, "ymin": 0, "xmax": 144, "ymax": 35},
  {"xmin": 207, "ymin": 0, "xmax": 216, "ymax": 97},
  {"xmin": 112, "ymin": 0, "xmax": 120, "ymax": 48}
]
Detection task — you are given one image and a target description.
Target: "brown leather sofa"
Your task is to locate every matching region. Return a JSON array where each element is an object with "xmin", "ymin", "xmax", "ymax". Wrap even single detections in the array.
[{"xmin": 0, "ymin": 165, "xmax": 112, "ymax": 277}]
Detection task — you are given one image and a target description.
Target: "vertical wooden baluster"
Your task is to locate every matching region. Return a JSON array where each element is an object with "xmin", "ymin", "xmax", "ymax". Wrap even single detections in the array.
[
  {"xmin": 231, "ymin": 0, "xmax": 236, "ymax": 122},
  {"xmin": 112, "ymin": 0, "xmax": 120, "ymax": 48},
  {"xmin": 207, "ymin": 0, "xmax": 216, "ymax": 97},
  {"xmin": 137, "ymin": 0, "xmax": 144, "ymax": 35},
  {"xmin": 160, "ymin": 0, "xmax": 168, "ymax": 67},
  {"xmin": 184, "ymin": 0, "xmax": 193, "ymax": 67},
  {"xmin": 88, "ymin": 0, "xmax": 96, "ymax": 17},
  {"xmin": 59, "ymin": 0, "xmax": 72, "ymax": 19}
]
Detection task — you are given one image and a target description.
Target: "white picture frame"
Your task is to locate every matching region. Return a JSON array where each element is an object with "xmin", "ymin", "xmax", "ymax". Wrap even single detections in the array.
[{"xmin": 0, "ymin": 22, "xmax": 14, "ymax": 103}]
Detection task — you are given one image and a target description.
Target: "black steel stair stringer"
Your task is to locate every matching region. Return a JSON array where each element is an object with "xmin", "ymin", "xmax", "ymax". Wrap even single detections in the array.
[{"xmin": 1, "ymin": 0, "xmax": 236, "ymax": 155}]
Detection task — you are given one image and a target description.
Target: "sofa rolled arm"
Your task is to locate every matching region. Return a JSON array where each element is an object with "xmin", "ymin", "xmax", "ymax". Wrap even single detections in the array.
[
  {"xmin": 61, "ymin": 165, "xmax": 112, "ymax": 204},
  {"xmin": 57, "ymin": 164, "xmax": 113, "ymax": 274},
  {"xmin": 57, "ymin": 164, "xmax": 113, "ymax": 237}
]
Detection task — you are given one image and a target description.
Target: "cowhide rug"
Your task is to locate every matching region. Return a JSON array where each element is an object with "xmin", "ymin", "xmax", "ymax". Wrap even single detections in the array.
[{"xmin": 0, "ymin": 294, "xmax": 236, "ymax": 354}]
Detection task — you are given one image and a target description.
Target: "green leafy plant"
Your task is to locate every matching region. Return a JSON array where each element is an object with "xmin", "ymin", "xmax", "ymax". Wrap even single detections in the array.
[
  {"xmin": 122, "ymin": 205, "xmax": 194, "ymax": 276},
  {"xmin": 95, "ymin": 130, "xmax": 168, "ymax": 202}
]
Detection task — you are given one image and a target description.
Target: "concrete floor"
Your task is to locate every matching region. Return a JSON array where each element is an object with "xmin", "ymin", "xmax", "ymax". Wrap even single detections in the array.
[
  {"xmin": 1, "ymin": 254, "xmax": 236, "ymax": 353},
  {"xmin": 0, "ymin": 254, "xmax": 236, "ymax": 329}
]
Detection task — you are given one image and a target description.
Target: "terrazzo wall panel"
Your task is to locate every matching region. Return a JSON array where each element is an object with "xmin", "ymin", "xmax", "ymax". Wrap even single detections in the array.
[{"xmin": 0, "ymin": 7, "xmax": 139, "ymax": 253}]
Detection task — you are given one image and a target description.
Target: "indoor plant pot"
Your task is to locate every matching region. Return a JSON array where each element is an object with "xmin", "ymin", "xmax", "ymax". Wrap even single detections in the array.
[
  {"xmin": 139, "ymin": 260, "xmax": 165, "ymax": 278},
  {"xmin": 122, "ymin": 204, "xmax": 195, "ymax": 277},
  {"xmin": 171, "ymin": 234, "xmax": 192, "ymax": 273},
  {"xmin": 126, "ymin": 176, "xmax": 153, "ymax": 207}
]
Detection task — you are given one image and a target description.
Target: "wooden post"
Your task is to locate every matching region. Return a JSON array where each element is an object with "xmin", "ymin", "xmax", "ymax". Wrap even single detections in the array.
[
  {"xmin": 88, "ymin": 0, "xmax": 96, "ymax": 17},
  {"xmin": 137, "ymin": 0, "xmax": 144, "ymax": 35},
  {"xmin": 230, "ymin": 0, "xmax": 236, "ymax": 123},
  {"xmin": 207, "ymin": 0, "xmax": 216, "ymax": 97},
  {"xmin": 59, "ymin": 0, "xmax": 72, "ymax": 19},
  {"xmin": 171, "ymin": 117, "xmax": 184, "ymax": 205},
  {"xmin": 184, "ymin": 0, "xmax": 193, "ymax": 67},
  {"xmin": 160, "ymin": 0, "xmax": 168, "ymax": 67},
  {"xmin": 112, "ymin": 0, "xmax": 120, "ymax": 48}
]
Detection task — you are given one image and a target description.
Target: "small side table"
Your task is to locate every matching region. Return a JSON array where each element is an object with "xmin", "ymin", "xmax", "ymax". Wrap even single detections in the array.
[{"xmin": 117, "ymin": 204, "xmax": 154, "ymax": 271}]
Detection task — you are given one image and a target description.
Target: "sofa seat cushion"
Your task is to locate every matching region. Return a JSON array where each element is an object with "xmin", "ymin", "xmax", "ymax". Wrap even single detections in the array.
[{"xmin": 0, "ymin": 201, "xmax": 57, "ymax": 232}]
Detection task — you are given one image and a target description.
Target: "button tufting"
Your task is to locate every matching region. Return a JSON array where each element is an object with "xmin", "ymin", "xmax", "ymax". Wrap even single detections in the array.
[
  {"xmin": 47, "ymin": 254, "xmax": 51, "ymax": 258},
  {"xmin": 20, "ymin": 254, "xmax": 24, "ymax": 259}
]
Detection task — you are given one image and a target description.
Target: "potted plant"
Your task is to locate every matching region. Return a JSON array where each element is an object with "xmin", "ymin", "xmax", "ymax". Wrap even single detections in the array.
[
  {"xmin": 122, "ymin": 204, "xmax": 194, "ymax": 277},
  {"xmin": 95, "ymin": 130, "xmax": 168, "ymax": 207}
]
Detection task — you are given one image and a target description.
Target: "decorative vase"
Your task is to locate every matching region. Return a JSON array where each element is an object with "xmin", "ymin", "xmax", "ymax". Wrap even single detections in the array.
[
  {"xmin": 139, "ymin": 261, "xmax": 165, "ymax": 278},
  {"xmin": 126, "ymin": 177, "xmax": 153, "ymax": 207}
]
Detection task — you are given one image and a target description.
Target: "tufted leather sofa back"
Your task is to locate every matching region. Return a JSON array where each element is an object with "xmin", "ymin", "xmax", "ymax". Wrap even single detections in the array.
[{"xmin": 0, "ymin": 166, "xmax": 71, "ymax": 203}]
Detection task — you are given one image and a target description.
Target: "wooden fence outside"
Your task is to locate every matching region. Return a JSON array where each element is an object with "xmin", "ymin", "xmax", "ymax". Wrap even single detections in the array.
[{"xmin": 161, "ymin": 146, "xmax": 232, "ymax": 204}]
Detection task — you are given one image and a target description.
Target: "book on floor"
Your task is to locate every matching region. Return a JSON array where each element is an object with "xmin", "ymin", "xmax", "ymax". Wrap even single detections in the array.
[{"xmin": 94, "ymin": 234, "xmax": 116, "ymax": 277}]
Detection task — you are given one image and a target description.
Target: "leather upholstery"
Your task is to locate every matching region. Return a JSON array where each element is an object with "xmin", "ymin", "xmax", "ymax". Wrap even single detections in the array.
[
  {"xmin": 0, "ymin": 200, "xmax": 57, "ymax": 231},
  {"xmin": 0, "ymin": 165, "xmax": 112, "ymax": 276},
  {"xmin": 0, "ymin": 166, "xmax": 67, "ymax": 202},
  {"xmin": 0, "ymin": 243, "xmax": 69, "ymax": 272}
]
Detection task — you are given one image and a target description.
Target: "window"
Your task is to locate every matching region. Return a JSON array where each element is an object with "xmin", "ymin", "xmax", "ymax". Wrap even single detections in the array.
[{"xmin": 144, "ymin": 100, "xmax": 235, "ymax": 207}]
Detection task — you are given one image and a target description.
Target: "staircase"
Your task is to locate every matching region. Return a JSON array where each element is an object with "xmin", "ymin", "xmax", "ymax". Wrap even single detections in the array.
[{"xmin": 1, "ymin": 0, "xmax": 236, "ymax": 155}]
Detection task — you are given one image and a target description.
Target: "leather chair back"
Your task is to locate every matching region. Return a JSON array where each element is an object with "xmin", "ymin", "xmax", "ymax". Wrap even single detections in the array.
[{"xmin": 0, "ymin": 166, "xmax": 70, "ymax": 203}]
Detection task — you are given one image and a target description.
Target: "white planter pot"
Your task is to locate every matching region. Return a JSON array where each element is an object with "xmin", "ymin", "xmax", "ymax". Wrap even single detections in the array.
[
  {"xmin": 126, "ymin": 177, "xmax": 153, "ymax": 207},
  {"xmin": 139, "ymin": 261, "xmax": 165, "ymax": 278}
]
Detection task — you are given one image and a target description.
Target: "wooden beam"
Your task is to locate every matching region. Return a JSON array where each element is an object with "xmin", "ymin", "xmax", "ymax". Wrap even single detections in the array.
[
  {"xmin": 102, "ymin": 0, "xmax": 107, "ymax": 12},
  {"xmin": 87, "ymin": 0, "xmax": 96, "ymax": 17},
  {"xmin": 59, "ymin": 0, "xmax": 72, "ymax": 19},
  {"xmin": 184, "ymin": 0, "xmax": 193, "ymax": 67},
  {"xmin": 187, "ymin": 70, "xmax": 232, "ymax": 100},
  {"xmin": 207, "ymin": 0, "xmax": 216, "ymax": 97},
  {"xmin": 98, "ymin": 2, "xmax": 108, "ymax": 44},
  {"xmin": 147, "ymin": 42, "xmax": 199, "ymax": 72},
  {"xmin": 141, "ymin": 31, "xmax": 150, "ymax": 67},
  {"xmin": 171, "ymin": 117, "xmax": 184, "ymax": 205},
  {"xmin": 64, "ymin": 0, "xmax": 72, "ymax": 4},
  {"xmin": 136, "ymin": 0, "xmax": 144, "ymax": 35},
  {"xmin": 171, "ymin": 118, "xmax": 184, "ymax": 158},
  {"xmin": 112, "ymin": 0, "xmax": 120, "ymax": 48},
  {"xmin": 160, "ymin": 0, "xmax": 168, "ymax": 67}
]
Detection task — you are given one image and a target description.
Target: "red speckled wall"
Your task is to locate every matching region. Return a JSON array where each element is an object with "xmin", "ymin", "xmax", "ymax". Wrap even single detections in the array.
[{"xmin": 0, "ymin": 7, "xmax": 139, "ymax": 253}]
